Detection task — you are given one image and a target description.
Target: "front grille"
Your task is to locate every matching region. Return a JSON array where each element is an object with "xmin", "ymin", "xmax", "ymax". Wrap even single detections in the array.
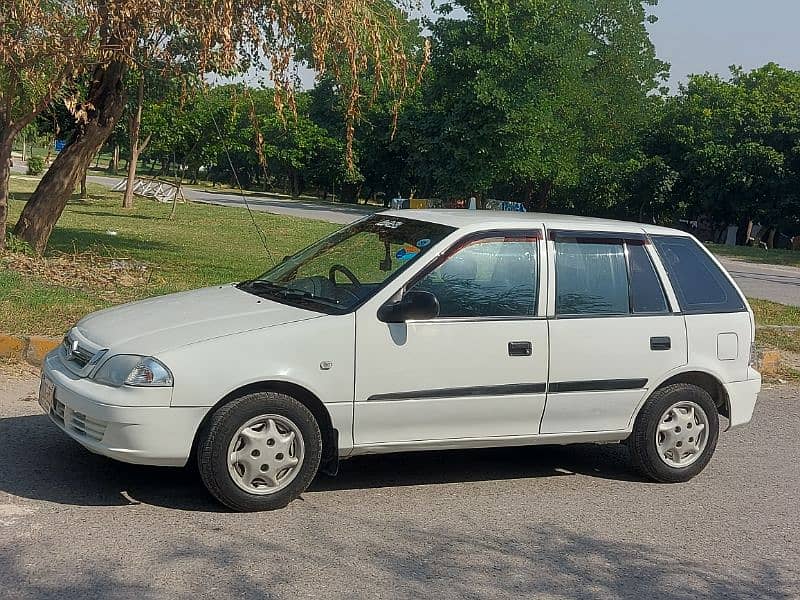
[
  {"xmin": 70, "ymin": 411, "xmax": 108, "ymax": 442},
  {"xmin": 49, "ymin": 396, "xmax": 108, "ymax": 443},
  {"xmin": 52, "ymin": 397, "xmax": 66, "ymax": 425}
]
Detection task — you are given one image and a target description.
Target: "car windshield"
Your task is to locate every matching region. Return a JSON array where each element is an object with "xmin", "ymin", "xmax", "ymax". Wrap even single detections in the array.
[{"xmin": 238, "ymin": 215, "xmax": 456, "ymax": 313}]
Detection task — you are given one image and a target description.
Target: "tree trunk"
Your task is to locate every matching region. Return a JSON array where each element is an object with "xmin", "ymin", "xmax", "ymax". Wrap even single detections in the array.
[
  {"xmin": 110, "ymin": 143, "xmax": 120, "ymax": 174},
  {"xmin": 0, "ymin": 135, "xmax": 13, "ymax": 250},
  {"xmin": 536, "ymin": 179, "xmax": 553, "ymax": 211},
  {"xmin": 79, "ymin": 173, "xmax": 87, "ymax": 199},
  {"xmin": 123, "ymin": 75, "xmax": 147, "ymax": 209},
  {"xmin": 289, "ymin": 169, "xmax": 301, "ymax": 198},
  {"xmin": 13, "ymin": 61, "xmax": 128, "ymax": 253}
]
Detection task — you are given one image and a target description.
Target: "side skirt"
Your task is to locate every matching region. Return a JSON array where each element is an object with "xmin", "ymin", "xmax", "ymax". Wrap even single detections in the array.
[{"xmin": 344, "ymin": 430, "xmax": 630, "ymax": 458}]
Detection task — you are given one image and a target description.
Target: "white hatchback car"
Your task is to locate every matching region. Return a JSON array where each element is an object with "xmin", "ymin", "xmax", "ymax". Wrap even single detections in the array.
[{"xmin": 40, "ymin": 210, "xmax": 761, "ymax": 511}]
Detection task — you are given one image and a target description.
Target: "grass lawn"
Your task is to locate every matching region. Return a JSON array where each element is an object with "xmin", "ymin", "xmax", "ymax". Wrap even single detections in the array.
[
  {"xmin": 750, "ymin": 299, "xmax": 800, "ymax": 362},
  {"xmin": 3, "ymin": 174, "xmax": 800, "ymax": 363},
  {"xmin": 3, "ymin": 175, "xmax": 337, "ymax": 335},
  {"xmin": 708, "ymin": 242, "xmax": 800, "ymax": 268}
]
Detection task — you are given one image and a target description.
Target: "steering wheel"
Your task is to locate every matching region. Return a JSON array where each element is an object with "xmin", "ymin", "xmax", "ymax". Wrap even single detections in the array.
[
  {"xmin": 328, "ymin": 264, "xmax": 363, "ymax": 303},
  {"xmin": 329, "ymin": 264, "xmax": 362, "ymax": 288}
]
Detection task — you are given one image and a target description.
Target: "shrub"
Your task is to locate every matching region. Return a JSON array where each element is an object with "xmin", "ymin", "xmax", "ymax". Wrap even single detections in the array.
[{"xmin": 26, "ymin": 156, "xmax": 45, "ymax": 176}]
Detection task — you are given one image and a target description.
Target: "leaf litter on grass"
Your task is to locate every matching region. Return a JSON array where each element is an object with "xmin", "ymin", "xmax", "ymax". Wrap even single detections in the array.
[{"xmin": 1, "ymin": 248, "xmax": 164, "ymax": 302}]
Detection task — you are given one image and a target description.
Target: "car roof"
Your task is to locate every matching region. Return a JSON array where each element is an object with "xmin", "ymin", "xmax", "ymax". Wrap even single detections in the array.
[{"xmin": 379, "ymin": 209, "xmax": 687, "ymax": 237}]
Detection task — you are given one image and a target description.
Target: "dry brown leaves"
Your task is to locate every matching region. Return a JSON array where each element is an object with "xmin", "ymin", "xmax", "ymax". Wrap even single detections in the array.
[{"xmin": 1, "ymin": 249, "xmax": 163, "ymax": 302}]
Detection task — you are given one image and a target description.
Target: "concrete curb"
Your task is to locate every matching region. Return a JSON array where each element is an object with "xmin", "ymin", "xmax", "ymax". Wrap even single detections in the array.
[
  {"xmin": 758, "ymin": 349, "xmax": 782, "ymax": 376},
  {"xmin": 0, "ymin": 334, "xmax": 60, "ymax": 367}
]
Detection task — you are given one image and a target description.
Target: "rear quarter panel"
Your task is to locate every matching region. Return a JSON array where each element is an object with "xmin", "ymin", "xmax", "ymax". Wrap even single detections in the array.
[{"xmin": 685, "ymin": 312, "xmax": 753, "ymax": 383}]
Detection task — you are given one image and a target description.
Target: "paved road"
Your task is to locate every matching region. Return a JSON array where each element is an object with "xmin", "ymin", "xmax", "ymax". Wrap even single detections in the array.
[
  {"xmin": 718, "ymin": 258, "xmax": 800, "ymax": 307},
  {"xmin": 87, "ymin": 175, "xmax": 374, "ymax": 225},
  {"xmin": 1, "ymin": 371, "xmax": 797, "ymax": 599}
]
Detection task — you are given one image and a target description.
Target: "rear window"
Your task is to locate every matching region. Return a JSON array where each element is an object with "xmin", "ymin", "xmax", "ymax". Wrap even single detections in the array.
[{"xmin": 652, "ymin": 235, "xmax": 745, "ymax": 314}]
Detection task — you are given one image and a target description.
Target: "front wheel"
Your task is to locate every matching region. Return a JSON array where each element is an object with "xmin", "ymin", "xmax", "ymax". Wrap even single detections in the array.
[
  {"xmin": 628, "ymin": 383, "xmax": 720, "ymax": 483},
  {"xmin": 197, "ymin": 392, "xmax": 322, "ymax": 511}
]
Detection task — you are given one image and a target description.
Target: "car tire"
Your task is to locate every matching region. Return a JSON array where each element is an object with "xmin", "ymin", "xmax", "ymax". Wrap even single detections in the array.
[
  {"xmin": 628, "ymin": 383, "xmax": 719, "ymax": 483},
  {"xmin": 197, "ymin": 391, "xmax": 322, "ymax": 512}
]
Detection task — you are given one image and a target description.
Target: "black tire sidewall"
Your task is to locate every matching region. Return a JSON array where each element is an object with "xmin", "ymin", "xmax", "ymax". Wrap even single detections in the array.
[
  {"xmin": 633, "ymin": 384, "xmax": 720, "ymax": 483},
  {"xmin": 198, "ymin": 392, "xmax": 322, "ymax": 511}
]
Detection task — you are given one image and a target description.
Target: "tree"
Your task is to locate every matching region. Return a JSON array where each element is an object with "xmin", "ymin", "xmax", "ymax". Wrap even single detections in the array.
[
  {"xmin": 651, "ymin": 64, "xmax": 800, "ymax": 240},
  {"xmin": 414, "ymin": 0, "xmax": 668, "ymax": 207},
  {"xmin": 11, "ymin": 0, "xmax": 427, "ymax": 253},
  {"xmin": 0, "ymin": 0, "xmax": 94, "ymax": 248}
]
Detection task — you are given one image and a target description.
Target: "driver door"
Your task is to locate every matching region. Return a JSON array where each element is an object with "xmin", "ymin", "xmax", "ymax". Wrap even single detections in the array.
[{"xmin": 353, "ymin": 229, "xmax": 549, "ymax": 446}]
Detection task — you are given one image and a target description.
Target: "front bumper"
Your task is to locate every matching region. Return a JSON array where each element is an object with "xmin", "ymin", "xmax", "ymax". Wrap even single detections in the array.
[
  {"xmin": 41, "ymin": 351, "xmax": 208, "ymax": 467},
  {"xmin": 726, "ymin": 367, "xmax": 762, "ymax": 429}
]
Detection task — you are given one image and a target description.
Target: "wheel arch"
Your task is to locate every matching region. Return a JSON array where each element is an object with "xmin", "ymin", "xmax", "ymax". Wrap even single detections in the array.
[
  {"xmin": 191, "ymin": 380, "xmax": 340, "ymax": 475},
  {"xmin": 639, "ymin": 370, "xmax": 731, "ymax": 426}
]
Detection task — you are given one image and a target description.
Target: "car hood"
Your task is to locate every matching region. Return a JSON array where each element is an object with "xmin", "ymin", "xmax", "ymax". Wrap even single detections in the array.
[{"xmin": 75, "ymin": 284, "xmax": 323, "ymax": 355}]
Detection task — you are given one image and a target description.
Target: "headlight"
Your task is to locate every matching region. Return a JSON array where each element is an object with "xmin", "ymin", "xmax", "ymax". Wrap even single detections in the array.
[{"xmin": 93, "ymin": 355, "xmax": 174, "ymax": 387}]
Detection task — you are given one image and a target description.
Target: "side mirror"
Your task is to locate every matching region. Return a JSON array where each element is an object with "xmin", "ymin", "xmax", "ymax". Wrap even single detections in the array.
[{"xmin": 378, "ymin": 290, "xmax": 440, "ymax": 323}]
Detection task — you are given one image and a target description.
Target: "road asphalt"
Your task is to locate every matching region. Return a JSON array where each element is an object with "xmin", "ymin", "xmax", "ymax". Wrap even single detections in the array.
[
  {"xmin": 0, "ymin": 369, "xmax": 797, "ymax": 599},
  {"xmin": 86, "ymin": 175, "xmax": 376, "ymax": 225},
  {"xmin": 717, "ymin": 258, "xmax": 800, "ymax": 307}
]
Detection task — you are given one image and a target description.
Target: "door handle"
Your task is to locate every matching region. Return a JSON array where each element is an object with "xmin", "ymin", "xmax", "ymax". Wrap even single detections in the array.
[
  {"xmin": 650, "ymin": 336, "xmax": 671, "ymax": 351},
  {"xmin": 508, "ymin": 341, "xmax": 532, "ymax": 357}
]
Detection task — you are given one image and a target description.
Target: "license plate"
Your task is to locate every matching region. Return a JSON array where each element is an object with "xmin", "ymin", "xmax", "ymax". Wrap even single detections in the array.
[{"xmin": 39, "ymin": 376, "xmax": 55, "ymax": 413}]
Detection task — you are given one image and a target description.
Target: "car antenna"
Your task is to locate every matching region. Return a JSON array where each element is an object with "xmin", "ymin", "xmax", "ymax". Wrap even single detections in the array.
[{"xmin": 206, "ymin": 88, "xmax": 276, "ymax": 266}]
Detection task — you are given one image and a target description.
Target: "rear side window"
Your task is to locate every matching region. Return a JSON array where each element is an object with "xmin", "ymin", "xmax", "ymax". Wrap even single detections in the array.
[
  {"xmin": 555, "ymin": 240, "xmax": 629, "ymax": 314},
  {"xmin": 628, "ymin": 244, "xmax": 668, "ymax": 313},
  {"xmin": 652, "ymin": 235, "xmax": 745, "ymax": 314},
  {"xmin": 554, "ymin": 236, "xmax": 669, "ymax": 316}
]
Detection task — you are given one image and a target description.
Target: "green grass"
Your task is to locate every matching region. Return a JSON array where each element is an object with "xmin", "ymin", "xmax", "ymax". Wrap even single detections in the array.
[
  {"xmin": 708, "ymin": 242, "xmax": 800, "ymax": 268},
  {"xmin": 750, "ymin": 299, "xmax": 800, "ymax": 364},
  {"xmin": 4, "ymin": 173, "xmax": 800, "ymax": 346},
  {"xmin": 756, "ymin": 328, "xmax": 800, "ymax": 355},
  {"xmin": 749, "ymin": 298, "xmax": 800, "ymax": 326},
  {"xmin": 3, "ymin": 175, "xmax": 337, "ymax": 335}
]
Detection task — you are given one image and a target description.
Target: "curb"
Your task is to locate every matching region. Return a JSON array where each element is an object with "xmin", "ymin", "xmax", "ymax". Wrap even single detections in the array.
[
  {"xmin": 758, "ymin": 349, "xmax": 782, "ymax": 376},
  {"xmin": 0, "ymin": 334, "xmax": 60, "ymax": 367}
]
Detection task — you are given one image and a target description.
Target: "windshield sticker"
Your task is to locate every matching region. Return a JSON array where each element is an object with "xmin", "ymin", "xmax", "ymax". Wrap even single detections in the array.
[
  {"xmin": 396, "ymin": 245, "xmax": 420, "ymax": 261},
  {"xmin": 416, "ymin": 238, "xmax": 431, "ymax": 248},
  {"xmin": 375, "ymin": 219, "xmax": 404, "ymax": 229}
]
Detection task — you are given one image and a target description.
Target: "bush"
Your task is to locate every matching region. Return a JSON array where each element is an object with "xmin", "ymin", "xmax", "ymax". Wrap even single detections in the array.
[{"xmin": 26, "ymin": 156, "xmax": 45, "ymax": 176}]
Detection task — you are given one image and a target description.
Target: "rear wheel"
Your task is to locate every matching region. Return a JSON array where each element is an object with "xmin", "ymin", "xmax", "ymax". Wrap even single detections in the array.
[
  {"xmin": 197, "ymin": 392, "xmax": 322, "ymax": 511},
  {"xmin": 628, "ymin": 383, "xmax": 719, "ymax": 483}
]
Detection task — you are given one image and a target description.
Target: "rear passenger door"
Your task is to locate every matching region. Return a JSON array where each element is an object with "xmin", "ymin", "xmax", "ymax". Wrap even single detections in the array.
[{"xmin": 541, "ymin": 231, "xmax": 688, "ymax": 434}]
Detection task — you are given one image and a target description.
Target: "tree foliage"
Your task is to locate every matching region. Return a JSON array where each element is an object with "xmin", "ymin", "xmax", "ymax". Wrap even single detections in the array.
[
  {"xmin": 652, "ymin": 64, "xmax": 800, "ymax": 234},
  {"xmin": 7, "ymin": 0, "xmax": 427, "ymax": 252}
]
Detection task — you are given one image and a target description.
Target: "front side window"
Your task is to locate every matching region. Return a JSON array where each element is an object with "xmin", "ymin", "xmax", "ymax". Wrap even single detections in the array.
[
  {"xmin": 239, "ymin": 216, "xmax": 455, "ymax": 313},
  {"xmin": 555, "ymin": 236, "xmax": 669, "ymax": 316},
  {"xmin": 410, "ymin": 235, "xmax": 540, "ymax": 318},
  {"xmin": 652, "ymin": 235, "xmax": 745, "ymax": 314}
]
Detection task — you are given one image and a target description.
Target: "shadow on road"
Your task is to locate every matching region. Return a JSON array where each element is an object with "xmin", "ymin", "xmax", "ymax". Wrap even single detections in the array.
[{"xmin": 0, "ymin": 413, "xmax": 644, "ymax": 513}]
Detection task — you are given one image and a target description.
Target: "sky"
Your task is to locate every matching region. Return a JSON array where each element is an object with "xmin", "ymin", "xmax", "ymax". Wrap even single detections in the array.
[
  {"xmin": 647, "ymin": 0, "xmax": 800, "ymax": 89},
  {"xmin": 266, "ymin": 1, "xmax": 800, "ymax": 92}
]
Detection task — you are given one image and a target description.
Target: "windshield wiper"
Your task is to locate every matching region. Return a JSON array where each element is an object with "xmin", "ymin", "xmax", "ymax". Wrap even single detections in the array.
[{"xmin": 239, "ymin": 280, "xmax": 342, "ymax": 309}]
